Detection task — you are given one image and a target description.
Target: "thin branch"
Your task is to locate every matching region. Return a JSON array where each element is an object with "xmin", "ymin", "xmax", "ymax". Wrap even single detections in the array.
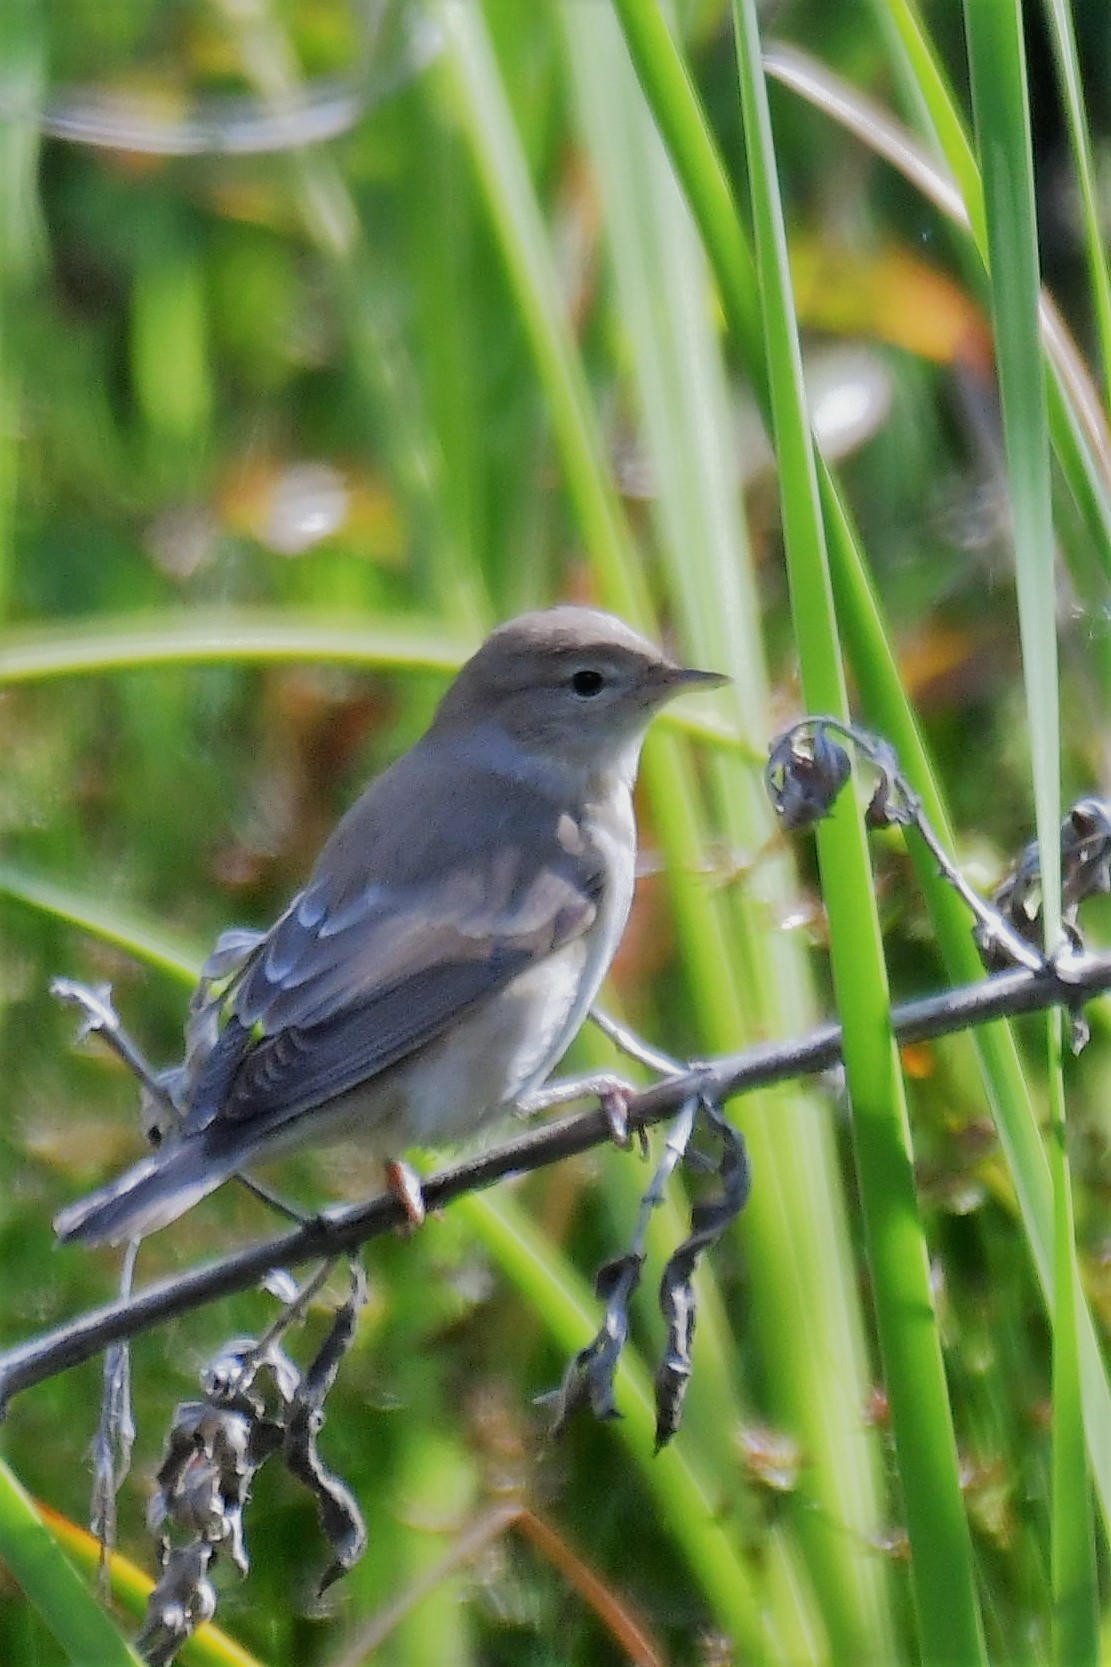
[{"xmin": 3, "ymin": 949, "xmax": 1108, "ymax": 1409}]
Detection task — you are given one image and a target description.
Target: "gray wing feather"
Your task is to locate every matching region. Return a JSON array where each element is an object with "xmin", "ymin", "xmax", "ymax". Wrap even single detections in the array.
[
  {"xmin": 183, "ymin": 743, "xmax": 605, "ymax": 1140},
  {"xmin": 201, "ymin": 945, "xmax": 532, "ymax": 1133}
]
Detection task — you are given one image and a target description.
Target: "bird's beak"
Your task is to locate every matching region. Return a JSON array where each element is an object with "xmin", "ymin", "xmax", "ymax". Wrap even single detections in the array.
[
  {"xmin": 676, "ymin": 665, "xmax": 730, "ymax": 689},
  {"xmin": 656, "ymin": 663, "xmax": 730, "ymax": 696}
]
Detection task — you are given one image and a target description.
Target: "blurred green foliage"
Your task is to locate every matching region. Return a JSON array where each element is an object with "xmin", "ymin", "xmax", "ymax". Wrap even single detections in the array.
[{"xmin": 4, "ymin": 1, "xmax": 1111, "ymax": 1663}]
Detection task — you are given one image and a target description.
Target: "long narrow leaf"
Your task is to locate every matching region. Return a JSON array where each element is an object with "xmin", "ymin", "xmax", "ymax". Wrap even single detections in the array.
[
  {"xmin": 562, "ymin": 7, "xmax": 895, "ymax": 1655},
  {"xmin": 730, "ymin": 2, "xmax": 985, "ymax": 1659},
  {"xmin": 1041, "ymin": 0, "xmax": 1111, "ymax": 406},
  {"xmin": 0, "ymin": 1459, "xmax": 141, "ymax": 1666},
  {"xmin": 964, "ymin": 4, "xmax": 1097, "ymax": 1660},
  {"xmin": 608, "ymin": 0, "xmax": 1111, "ymax": 1561}
]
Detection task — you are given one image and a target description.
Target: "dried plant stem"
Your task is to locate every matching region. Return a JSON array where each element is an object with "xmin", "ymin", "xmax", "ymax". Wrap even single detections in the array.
[{"xmin": 3, "ymin": 948, "xmax": 1109, "ymax": 1408}]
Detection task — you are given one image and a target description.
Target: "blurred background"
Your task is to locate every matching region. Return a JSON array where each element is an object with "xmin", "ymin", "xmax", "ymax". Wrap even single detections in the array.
[{"xmin": 3, "ymin": 1, "xmax": 1111, "ymax": 1663}]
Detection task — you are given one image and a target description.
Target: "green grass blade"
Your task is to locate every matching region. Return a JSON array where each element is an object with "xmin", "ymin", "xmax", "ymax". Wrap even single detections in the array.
[
  {"xmin": 964, "ymin": 0, "xmax": 1060, "ymax": 941},
  {"xmin": 435, "ymin": 3, "xmax": 649, "ymax": 626},
  {"xmin": 562, "ymin": 7, "xmax": 895, "ymax": 1656},
  {"xmin": 730, "ymin": 1, "xmax": 985, "ymax": 1658},
  {"xmin": 0, "ymin": 610, "xmax": 470, "ymax": 684},
  {"xmin": 216, "ymin": 0, "xmax": 481, "ymax": 628},
  {"xmin": 874, "ymin": 0, "xmax": 1111, "ymax": 571},
  {"xmin": 877, "ymin": 0, "xmax": 984, "ymax": 240},
  {"xmin": 610, "ymin": 0, "xmax": 1111, "ymax": 1564},
  {"xmin": 35, "ymin": 1504, "xmax": 265, "ymax": 1667},
  {"xmin": 760, "ymin": 40, "xmax": 1111, "ymax": 588},
  {"xmin": 437, "ymin": 5, "xmax": 813, "ymax": 1649},
  {"xmin": 1042, "ymin": 0, "xmax": 1111, "ymax": 407},
  {"xmin": 0, "ymin": 0, "xmax": 43, "ymax": 626},
  {"xmin": 1047, "ymin": 1025, "xmax": 1097, "ymax": 1664},
  {"xmin": 821, "ymin": 395, "xmax": 1111, "ymax": 1563},
  {"xmin": 0, "ymin": 1459, "xmax": 142, "ymax": 1665},
  {"xmin": 610, "ymin": 0, "xmax": 764, "ymax": 388},
  {"xmin": 964, "ymin": 3, "xmax": 1097, "ymax": 1658},
  {"xmin": 0, "ymin": 861, "xmax": 203, "ymax": 983}
]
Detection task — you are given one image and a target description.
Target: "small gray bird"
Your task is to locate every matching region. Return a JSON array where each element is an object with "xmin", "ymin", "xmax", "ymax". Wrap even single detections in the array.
[{"xmin": 55, "ymin": 606, "xmax": 725, "ymax": 1245}]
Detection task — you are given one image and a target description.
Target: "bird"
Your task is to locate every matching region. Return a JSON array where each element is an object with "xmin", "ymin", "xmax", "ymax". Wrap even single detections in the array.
[{"xmin": 54, "ymin": 606, "xmax": 726, "ymax": 1246}]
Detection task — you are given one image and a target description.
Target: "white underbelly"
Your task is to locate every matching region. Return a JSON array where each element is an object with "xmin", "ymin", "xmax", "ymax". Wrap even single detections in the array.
[{"xmin": 397, "ymin": 940, "xmax": 590, "ymax": 1145}]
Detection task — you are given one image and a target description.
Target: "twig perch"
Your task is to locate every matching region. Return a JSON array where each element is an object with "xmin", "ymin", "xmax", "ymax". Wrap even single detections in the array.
[{"xmin": 3, "ymin": 947, "xmax": 1107, "ymax": 1410}]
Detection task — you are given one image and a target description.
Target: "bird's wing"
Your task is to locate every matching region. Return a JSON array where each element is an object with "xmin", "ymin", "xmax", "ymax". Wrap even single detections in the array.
[{"xmin": 183, "ymin": 799, "xmax": 605, "ymax": 1138}]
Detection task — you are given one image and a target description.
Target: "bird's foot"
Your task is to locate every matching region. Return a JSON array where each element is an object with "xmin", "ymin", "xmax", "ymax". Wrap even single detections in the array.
[
  {"xmin": 518, "ymin": 1072, "xmax": 638, "ymax": 1148},
  {"xmin": 598, "ymin": 1080, "xmax": 634, "ymax": 1148}
]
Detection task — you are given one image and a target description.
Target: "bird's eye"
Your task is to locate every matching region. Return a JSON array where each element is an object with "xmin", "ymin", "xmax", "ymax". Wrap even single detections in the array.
[{"xmin": 570, "ymin": 668, "xmax": 606, "ymax": 698}]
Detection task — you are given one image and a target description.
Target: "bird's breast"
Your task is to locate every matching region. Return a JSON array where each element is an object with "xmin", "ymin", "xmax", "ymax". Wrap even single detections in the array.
[
  {"xmin": 397, "ymin": 940, "xmax": 585, "ymax": 1143},
  {"xmin": 399, "ymin": 818, "xmax": 636, "ymax": 1147}
]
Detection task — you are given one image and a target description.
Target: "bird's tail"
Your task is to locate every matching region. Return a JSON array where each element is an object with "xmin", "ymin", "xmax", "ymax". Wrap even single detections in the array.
[{"xmin": 54, "ymin": 1138, "xmax": 244, "ymax": 1246}]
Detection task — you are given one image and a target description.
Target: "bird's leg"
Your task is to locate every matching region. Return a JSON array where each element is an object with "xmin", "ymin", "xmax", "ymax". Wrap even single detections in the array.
[
  {"xmin": 517, "ymin": 1073, "xmax": 637, "ymax": 1147},
  {"xmin": 518, "ymin": 1008, "xmax": 689, "ymax": 1147},
  {"xmin": 585, "ymin": 1008, "xmax": 692, "ymax": 1152},
  {"xmin": 588, "ymin": 1007, "xmax": 687, "ymax": 1079},
  {"xmin": 292, "ymin": 1160, "xmax": 426, "ymax": 1241},
  {"xmin": 384, "ymin": 1158, "xmax": 426, "ymax": 1228}
]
